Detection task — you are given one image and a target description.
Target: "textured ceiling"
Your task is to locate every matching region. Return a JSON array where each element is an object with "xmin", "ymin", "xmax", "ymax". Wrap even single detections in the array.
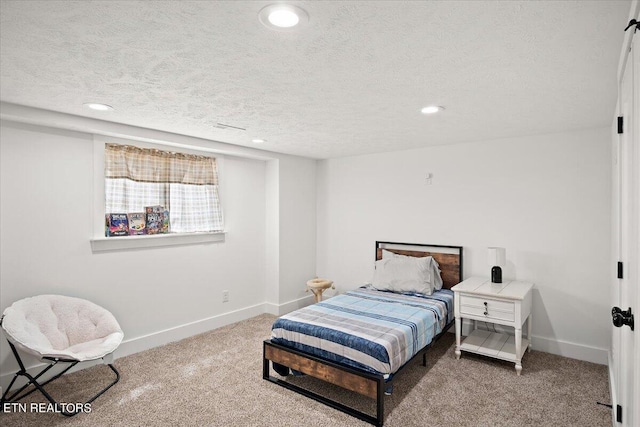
[{"xmin": 0, "ymin": 1, "xmax": 631, "ymax": 159}]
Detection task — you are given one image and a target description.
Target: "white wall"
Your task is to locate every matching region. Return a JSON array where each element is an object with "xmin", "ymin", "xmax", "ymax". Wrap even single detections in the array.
[
  {"xmin": 316, "ymin": 127, "xmax": 612, "ymax": 363},
  {"xmin": 264, "ymin": 159, "xmax": 280, "ymax": 311},
  {"xmin": 264, "ymin": 156, "xmax": 318, "ymax": 315},
  {"xmin": 278, "ymin": 156, "xmax": 317, "ymax": 306},
  {"xmin": 0, "ymin": 111, "xmax": 317, "ymax": 385}
]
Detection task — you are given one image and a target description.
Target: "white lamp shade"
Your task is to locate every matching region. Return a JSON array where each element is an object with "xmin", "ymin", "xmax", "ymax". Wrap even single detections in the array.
[{"xmin": 488, "ymin": 247, "xmax": 506, "ymax": 267}]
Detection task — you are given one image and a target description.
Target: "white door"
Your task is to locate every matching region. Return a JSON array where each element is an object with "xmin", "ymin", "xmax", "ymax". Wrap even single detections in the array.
[{"xmin": 611, "ymin": 8, "xmax": 638, "ymax": 426}]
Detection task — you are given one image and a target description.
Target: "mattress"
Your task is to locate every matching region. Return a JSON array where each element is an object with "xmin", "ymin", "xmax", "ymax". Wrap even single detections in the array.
[{"xmin": 270, "ymin": 287, "xmax": 454, "ymax": 376}]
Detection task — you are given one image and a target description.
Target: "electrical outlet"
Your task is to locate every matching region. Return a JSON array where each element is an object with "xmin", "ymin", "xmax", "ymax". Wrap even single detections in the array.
[
  {"xmin": 425, "ymin": 172, "xmax": 433, "ymax": 185},
  {"xmin": 222, "ymin": 290, "xmax": 229, "ymax": 303}
]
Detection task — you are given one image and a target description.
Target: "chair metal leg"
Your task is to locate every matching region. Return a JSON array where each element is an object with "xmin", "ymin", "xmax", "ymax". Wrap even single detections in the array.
[{"xmin": 0, "ymin": 340, "xmax": 120, "ymax": 416}]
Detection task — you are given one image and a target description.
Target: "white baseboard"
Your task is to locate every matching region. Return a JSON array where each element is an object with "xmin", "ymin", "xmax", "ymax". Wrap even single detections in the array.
[
  {"xmin": 531, "ymin": 334, "xmax": 607, "ymax": 365},
  {"xmin": 461, "ymin": 320, "xmax": 607, "ymax": 365},
  {"xmin": 264, "ymin": 294, "xmax": 314, "ymax": 316},
  {"xmin": 114, "ymin": 302, "xmax": 266, "ymax": 359}
]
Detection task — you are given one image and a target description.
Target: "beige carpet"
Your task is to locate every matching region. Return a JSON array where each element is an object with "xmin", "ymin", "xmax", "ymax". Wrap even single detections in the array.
[{"xmin": 1, "ymin": 314, "xmax": 611, "ymax": 426}]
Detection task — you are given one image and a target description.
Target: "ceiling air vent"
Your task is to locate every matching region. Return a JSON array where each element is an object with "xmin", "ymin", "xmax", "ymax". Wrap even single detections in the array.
[{"xmin": 213, "ymin": 122, "xmax": 246, "ymax": 131}]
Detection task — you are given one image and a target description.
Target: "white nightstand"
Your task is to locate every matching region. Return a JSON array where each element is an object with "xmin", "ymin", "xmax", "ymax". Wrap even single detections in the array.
[{"xmin": 452, "ymin": 277, "xmax": 534, "ymax": 375}]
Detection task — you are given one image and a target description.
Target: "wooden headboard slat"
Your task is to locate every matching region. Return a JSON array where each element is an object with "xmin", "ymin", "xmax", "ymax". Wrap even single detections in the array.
[{"xmin": 375, "ymin": 242, "xmax": 463, "ymax": 289}]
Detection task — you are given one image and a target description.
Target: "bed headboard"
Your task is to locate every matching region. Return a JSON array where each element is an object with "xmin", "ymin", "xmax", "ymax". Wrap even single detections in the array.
[{"xmin": 375, "ymin": 241, "xmax": 463, "ymax": 289}]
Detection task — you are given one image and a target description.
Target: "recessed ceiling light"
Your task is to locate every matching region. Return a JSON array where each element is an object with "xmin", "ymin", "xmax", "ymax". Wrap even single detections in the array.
[
  {"xmin": 259, "ymin": 4, "xmax": 309, "ymax": 30},
  {"xmin": 421, "ymin": 106, "xmax": 444, "ymax": 115},
  {"xmin": 83, "ymin": 103, "xmax": 114, "ymax": 111},
  {"xmin": 269, "ymin": 9, "xmax": 298, "ymax": 27},
  {"xmin": 252, "ymin": 138, "xmax": 266, "ymax": 144}
]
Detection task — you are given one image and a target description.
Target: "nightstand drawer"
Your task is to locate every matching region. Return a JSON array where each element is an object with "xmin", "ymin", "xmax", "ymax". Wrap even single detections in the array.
[{"xmin": 459, "ymin": 295, "xmax": 515, "ymax": 322}]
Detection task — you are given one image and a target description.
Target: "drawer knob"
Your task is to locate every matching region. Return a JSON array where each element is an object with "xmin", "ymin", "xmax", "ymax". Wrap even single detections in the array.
[
  {"xmin": 484, "ymin": 301, "xmax": 488, "ymax": 306},
  {"xmin": 484, "ymin": 311, "xmax": 488, "ymax": 316}
]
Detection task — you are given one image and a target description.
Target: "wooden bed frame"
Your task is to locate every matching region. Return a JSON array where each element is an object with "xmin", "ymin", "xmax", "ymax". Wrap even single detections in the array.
[{"xmin": 263, "ymin": 241, "xmax": 463, "ymax": 427}]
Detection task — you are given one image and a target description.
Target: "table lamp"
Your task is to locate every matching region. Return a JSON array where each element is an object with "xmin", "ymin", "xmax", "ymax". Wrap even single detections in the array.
[{"xmin": 488, "ymin": 247, "xmax": 506, "ymax": 283}]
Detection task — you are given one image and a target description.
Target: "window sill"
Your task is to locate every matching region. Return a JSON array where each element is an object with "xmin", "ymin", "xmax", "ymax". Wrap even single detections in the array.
[{"xmin": 90, "ymin": 231, "xmax": 226, "ymax": 252}]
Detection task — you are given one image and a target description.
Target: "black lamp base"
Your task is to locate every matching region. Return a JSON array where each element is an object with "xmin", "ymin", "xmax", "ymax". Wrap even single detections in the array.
[{"xmin": 491, "ymin": 266, "xmax": 502, "ymax": 283}]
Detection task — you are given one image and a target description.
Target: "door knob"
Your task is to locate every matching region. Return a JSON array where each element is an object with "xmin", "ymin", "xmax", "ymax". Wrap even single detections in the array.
[{"xmin": 612, "ymin": 307, "xmax": 634, "ymax": 331}]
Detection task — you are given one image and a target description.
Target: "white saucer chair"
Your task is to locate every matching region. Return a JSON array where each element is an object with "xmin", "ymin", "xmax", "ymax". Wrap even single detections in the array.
[{"xmin": 0, "ymin": 295, "xmax": 123, "ymax": 416}]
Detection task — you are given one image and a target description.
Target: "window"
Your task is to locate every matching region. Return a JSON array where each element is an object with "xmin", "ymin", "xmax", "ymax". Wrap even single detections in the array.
[{"xmin": 104, "ymin": 143, "xmax": 224, "ymax": 236}]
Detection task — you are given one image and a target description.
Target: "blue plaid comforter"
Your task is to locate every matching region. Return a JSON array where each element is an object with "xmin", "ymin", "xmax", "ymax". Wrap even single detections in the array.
[{"xmin": 270, "ymin": 288, "xmax": 453, "ymax": 376}]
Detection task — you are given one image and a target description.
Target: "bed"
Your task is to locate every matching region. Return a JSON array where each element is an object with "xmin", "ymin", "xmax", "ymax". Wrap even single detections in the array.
[{"xmin": 263, "ymin": 241, "xmax": 463, "ymax": 426}]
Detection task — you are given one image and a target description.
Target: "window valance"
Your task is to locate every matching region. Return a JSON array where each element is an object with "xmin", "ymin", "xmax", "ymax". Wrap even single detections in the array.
[{"xmin": 105, "ymin": 143, "xmax": 218, "ymax": 185}]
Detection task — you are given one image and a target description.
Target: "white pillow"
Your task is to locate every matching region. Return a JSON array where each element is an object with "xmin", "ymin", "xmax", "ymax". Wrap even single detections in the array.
[
  {"xmin": 432, "ymin": 258, "xmax": 444, "ymax": 290},
  {"xmin": 372, "ymin": 255, "xmax": 432, "ymax": 295},
  {"xmin": 381, "ymin": 249, "xmax": 444, "ymax": 291}
]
